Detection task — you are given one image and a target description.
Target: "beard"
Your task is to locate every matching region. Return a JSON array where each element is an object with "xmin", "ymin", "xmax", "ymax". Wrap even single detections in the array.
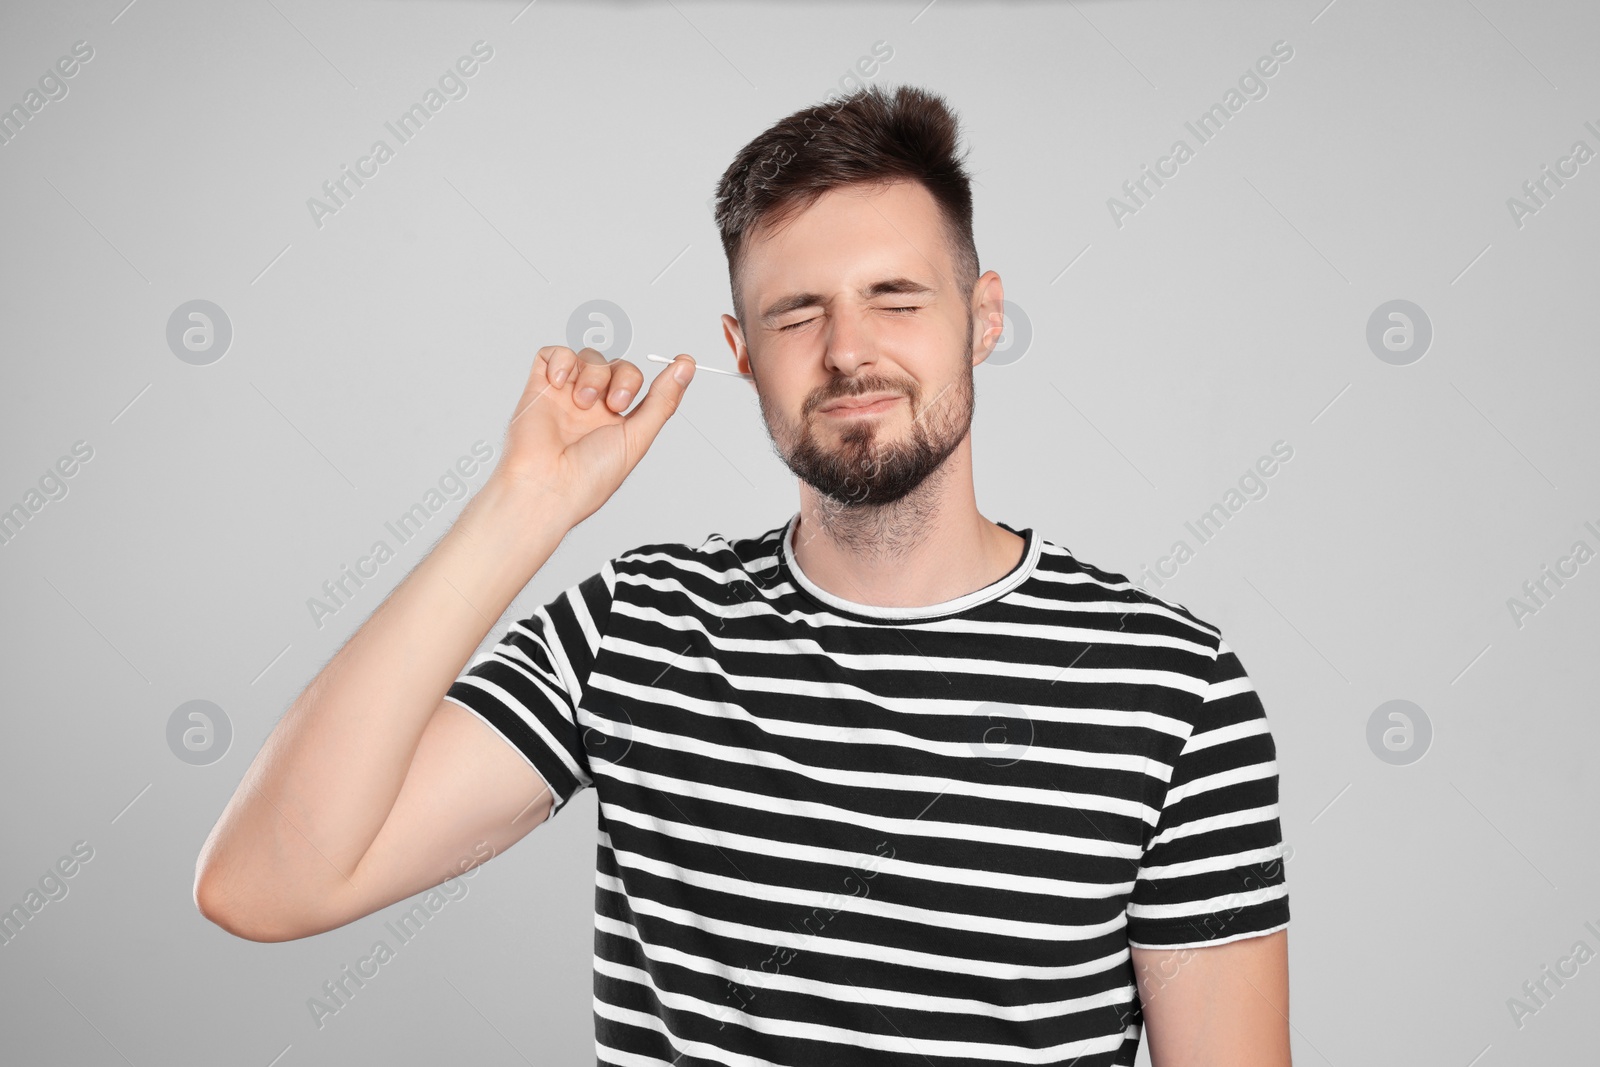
[{"xmin": 757, "ymin": 323, "xmax": 976, "ymax": 509}]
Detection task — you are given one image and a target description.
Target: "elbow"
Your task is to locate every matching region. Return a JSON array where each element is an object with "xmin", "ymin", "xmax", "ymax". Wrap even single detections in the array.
[{"xmin": 193, "ymin": 871, "xmax": 296, "ymax": 944}]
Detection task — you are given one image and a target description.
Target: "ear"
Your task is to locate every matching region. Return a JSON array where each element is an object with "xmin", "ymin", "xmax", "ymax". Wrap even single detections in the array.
[
  {"xmin": 970, "ymin": 270, "xmax": 1005, "ymax": 366},
  {"xmin": 722, "ymin": 313, "xmax": 753, "ymax": 382}
]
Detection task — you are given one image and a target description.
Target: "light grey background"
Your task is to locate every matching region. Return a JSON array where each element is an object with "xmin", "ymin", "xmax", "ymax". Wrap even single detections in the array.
[{"xmin": 2, "ymin": 0, "xmax": 1596, "ymax": 1064}]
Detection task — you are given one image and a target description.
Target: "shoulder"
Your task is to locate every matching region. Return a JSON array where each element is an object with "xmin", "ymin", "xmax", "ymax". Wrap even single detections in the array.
[
  {"xmin": 1032, "ymin": 536, "xmax": 1229, "ymax": 671},
  {"xmin": 605, "ymin": 519, "xmax": 788, "ymax": 588},
  {"xmin": 1035, "ymin": 542, "xmax": 1274, "ymax": 749}
]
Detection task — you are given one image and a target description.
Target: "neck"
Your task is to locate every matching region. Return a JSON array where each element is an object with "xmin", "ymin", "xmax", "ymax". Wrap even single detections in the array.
[{"xmin": 791, "ymin": 442, "xmax": 1024, "ymax": 609}]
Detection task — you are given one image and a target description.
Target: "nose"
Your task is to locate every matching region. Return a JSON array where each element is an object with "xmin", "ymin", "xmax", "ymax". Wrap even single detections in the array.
[{"xmin": 821, "ymin": 305, "xmax": 877, "ymax": 378}]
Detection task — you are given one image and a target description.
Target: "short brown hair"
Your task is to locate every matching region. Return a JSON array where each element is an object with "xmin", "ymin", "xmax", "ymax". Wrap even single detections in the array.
[{"xmin": 712, "ymin": 84, "xmax": 980, "ymax": 326}]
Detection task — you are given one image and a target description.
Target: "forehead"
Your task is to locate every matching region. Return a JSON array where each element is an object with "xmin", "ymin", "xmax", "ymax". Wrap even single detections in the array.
[{"xmin": 741, "ymin": 180, "xmax": 952, "ymax": 300}]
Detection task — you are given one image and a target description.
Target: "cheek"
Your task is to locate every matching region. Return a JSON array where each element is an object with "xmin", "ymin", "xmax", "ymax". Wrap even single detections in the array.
[{"xmin": 760, "ymin": 366, "xmax": 815, "ymax": 413}]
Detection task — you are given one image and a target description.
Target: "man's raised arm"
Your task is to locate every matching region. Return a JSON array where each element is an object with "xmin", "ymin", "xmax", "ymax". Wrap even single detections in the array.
[{"xmin": 192, "ymin": 347, "xmax": 696, "ymax": 942}]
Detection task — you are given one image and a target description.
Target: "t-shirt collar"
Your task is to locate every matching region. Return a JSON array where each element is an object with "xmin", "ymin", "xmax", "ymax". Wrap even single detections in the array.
[{"xmin": 778, "ymin": 511, "xmax": 1039, "ymax": 621}]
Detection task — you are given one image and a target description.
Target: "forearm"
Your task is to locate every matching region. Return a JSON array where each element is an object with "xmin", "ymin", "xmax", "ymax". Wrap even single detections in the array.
[{"xmin": 195, "ymin": 476, "xmax": 570, "ymax": 929}]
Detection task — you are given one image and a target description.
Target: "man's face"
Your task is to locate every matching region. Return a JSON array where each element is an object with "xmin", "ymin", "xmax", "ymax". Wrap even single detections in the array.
[{"xmin": 723, "ymin": 179, "xmax": 999, "ymax": 509}]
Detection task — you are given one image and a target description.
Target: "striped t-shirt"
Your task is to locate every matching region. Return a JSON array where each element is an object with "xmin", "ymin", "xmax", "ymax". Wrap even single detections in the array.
[{"xmin": 444, "ymin": 512, "xmax": 1290, "ymax": 1066}]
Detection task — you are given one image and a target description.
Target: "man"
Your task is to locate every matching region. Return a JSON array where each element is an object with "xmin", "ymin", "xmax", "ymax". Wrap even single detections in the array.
[{"xmin": 196, "ymin": 84, "xmax": 1292, "ymax": 1066}]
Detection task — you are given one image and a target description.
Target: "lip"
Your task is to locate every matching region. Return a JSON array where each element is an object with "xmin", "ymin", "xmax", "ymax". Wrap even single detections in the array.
[{"xmin": 820, "ymin": 394, "xmax": 902, "ymax": 416}]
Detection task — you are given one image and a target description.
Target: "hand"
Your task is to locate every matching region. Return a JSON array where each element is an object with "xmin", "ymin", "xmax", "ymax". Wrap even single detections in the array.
[{"xmin": 489, "ymin": 346, "xmax": 695, "ymax": 525}]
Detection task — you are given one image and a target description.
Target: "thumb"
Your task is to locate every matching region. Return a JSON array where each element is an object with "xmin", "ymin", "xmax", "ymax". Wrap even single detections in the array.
[{"xmin": 621, "ymin": 353, "xmax": 695, "ymax": 462}]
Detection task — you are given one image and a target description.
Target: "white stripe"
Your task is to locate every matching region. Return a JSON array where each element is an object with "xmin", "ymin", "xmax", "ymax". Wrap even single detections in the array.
[
  {"xmin": 1126, "ymin": 881, "xmax": 1288, "ymax": 921},
  {"xmin": 598, "ymin": 631, "xmax": 1196, "ymax": 747},
  {"xmin": 1202, "ymin": 672, "xmax": 1255, "ymax": 701},
  {"xmin": 663, "ymin": 533, "xmax": 1211, "ymax": 640},
  {"xmin": 594, "ymin": 913, "xmax": 1136, "ymax": 1024},
  {"xmin": 1162, "ymin": 760, "xmax": 1277, "ymax": 806},
  {"xmin": 607, "ymin": 612, "xmax": 1208, "ymax": 703},
  {"xmin": 613, "ymin": 601, "xmax": 1202, "ymax": 720},
  {"xmin": 1182, "ymin": 717, "xmax": 1268, "ymax": 753},
  {"xmin": 602, "ymin": 834, "xmax": 1126, "ymax": 941},
  {"xmin": 476, "ymin": 618, "xmax": 565, "ymax": 692},
  {"xmin": 1005, "ymin": 591, "xmax": 1213, "ymax": 645},
  {"xmin": 1136, "ymin": 843, "xmax": 1285, "ymax": 881},
  {"xmin": 617, "ymin": 563, "xmax": 1213, "ymax": 656},
  {"xmin": 550, "ymin": 594, "xmax": 601, "ymax": 702},
  {"xmin": 588, "ymin": 671, "xmax": 1177, "ymax": 780},
  {"xmin": 594, "ymin": 955, "xmax": 1128, "ymax": 1065},
  {"xmin": 594, "ymin": 1000, "xmax": 781, "ymax": 1067},
  {"xmin": 1032, "ymin": 552, "xmax": 1220, "ymax": 635},
  {"xmin": 604, "ymin": 760, "xmax": 1142, "ymax": 859},
  {"xmin": 1128, "ymin": 918, "xmax": 1289, "ymax": 951},
  {"xmin": 596, "ymin": 659, "xmax": 1168, "ymax": 774},
  {"xmin": 595, "ymin": 872, "xmax": 1125, "ymax": 981},
  {"xmin": 589, "ymin": 715, "xmax": 1161, "ymax": 823},
  {"xmin": 601, "ymin": 800, "xmax": 1130, "ymax": 899},
  {"xmin": 1146, "ymin": 805, "xmax": 1283, "ymax": 848},
  {"xmin": 442, "ymin": 676, "xmax": 589, "ymax": 789},
  {"xmin": 594, "ymin": 1040, "xmax": 676, "ymax": 1067}
]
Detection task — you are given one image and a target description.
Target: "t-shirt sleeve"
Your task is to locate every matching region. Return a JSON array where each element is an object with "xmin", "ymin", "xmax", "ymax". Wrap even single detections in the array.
[
  {"xmin": 442, "ymin": 559, "xmax": 618, "ymax": 819},
  {"xmin": 1125, "ymin": 636, "xmax": 1291, "ymax": 949}
]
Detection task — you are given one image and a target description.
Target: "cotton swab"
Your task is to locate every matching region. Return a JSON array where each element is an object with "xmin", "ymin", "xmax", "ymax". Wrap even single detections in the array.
[{"xmin": 646, "ymin": 353, "xmax": 753, "ymax": 381}]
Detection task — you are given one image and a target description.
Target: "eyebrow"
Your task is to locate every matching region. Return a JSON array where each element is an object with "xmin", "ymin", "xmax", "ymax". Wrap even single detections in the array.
[{"xmin": 759, "ymin": 278, "xmax": 937, "ymax": 326}]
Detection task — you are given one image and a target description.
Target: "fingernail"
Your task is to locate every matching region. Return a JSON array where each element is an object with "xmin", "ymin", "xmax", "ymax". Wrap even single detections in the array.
[
  {"xmin": 576, "ymin": 386, "xmax": 597, "ymax": 404},
  {"xmin": 673, "ymin": 359, "xmax": 694, "ymax": 384},
  {"xmin": 611, "ymin": 389, "xmax": 630, "ymax": 406},
  {"xmin": 552, "ymin": 366, "xmax": 568, "ymax": 385}
]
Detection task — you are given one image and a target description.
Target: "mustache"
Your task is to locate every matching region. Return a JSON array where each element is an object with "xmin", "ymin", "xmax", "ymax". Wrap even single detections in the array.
[{"xmin": 810, "ymin": 380, "xmax": 915, "ymax": 412}]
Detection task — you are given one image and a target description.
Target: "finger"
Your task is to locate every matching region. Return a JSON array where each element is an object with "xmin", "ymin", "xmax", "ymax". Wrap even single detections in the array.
[
  {"xmin": 570, "ymin": 347, "xmax": 615, "ymax": 410},
  {"xmin": 516, "ymin": 347, "xmax": 565, "ymax": 413},
  {"xmin": 603, "ymin": 359, "xmax": 645, "ymax": 413},
  {"xmin": 621, "ymin": 354, "xmax": 695, "ymax": 463},
  {"xmin": 543, "ymin": 346, "xmax": 580, "ymax": 388}
]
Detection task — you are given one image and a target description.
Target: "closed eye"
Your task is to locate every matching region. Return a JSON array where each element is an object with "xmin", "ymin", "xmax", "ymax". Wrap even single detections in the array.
[{"xmin": 777, "ymin": 307, "xmax": 921, "ymax": 332}]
